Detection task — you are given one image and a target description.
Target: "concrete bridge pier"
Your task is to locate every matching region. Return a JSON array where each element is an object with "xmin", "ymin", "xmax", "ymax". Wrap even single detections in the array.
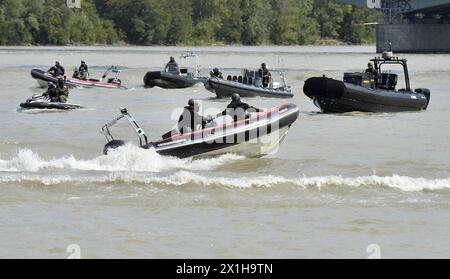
[{"xmin": 377, "ymin": 23, "xmax": 450, "ymax": 53}]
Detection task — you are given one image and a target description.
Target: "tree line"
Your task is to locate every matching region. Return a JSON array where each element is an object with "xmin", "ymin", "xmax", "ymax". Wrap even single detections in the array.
[{"xmin": 0, "ymin": 0, "xmax": 382, "ymax": 46}]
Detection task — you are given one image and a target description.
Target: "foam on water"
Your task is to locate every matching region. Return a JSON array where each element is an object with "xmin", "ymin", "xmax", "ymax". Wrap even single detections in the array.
[
  {"xmin": 0, "ymin": 170, "xmax": 449, "ymax": 192},
  {"xmin": 0, "ymin": 145, "xmax": 244, "ymax": 173}
]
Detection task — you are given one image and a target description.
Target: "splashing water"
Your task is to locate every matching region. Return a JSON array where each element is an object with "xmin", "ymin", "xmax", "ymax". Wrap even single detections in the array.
[{"xmin": 0, "ymin": 145, "xmax": 244, "ymax": 173}]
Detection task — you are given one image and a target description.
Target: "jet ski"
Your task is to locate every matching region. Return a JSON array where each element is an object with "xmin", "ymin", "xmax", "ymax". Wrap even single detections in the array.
[
  {"xmin": 102, "ymin": 105, "xmax": 300, "ymax": 158},
  {"xmin": 143, "ymin": 52, "xmax": 208, "ymax": 89},
  {"xmin": 303, "ymin": 51, "xmax": 431, "ymax": 113},
  {"xmin": 19, "ymin": 94, "xmax": 83, "ymax": 110},
  {"xmin": 31, "ymin": 66, "xmax": 125, "ymax": 89},
  {"xmin": 206, "ymin": 69, "xmax": 293, "ymax": 99}
]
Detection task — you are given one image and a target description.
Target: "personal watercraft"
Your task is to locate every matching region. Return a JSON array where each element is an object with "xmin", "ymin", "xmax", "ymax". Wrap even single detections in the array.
[
  {"xmin": 19, "ymin": 94, "xmax": 83, "ymax": 110},
  {"xmin": 102, "ymin": 105, "xmax": 300, "ymax": 158}
]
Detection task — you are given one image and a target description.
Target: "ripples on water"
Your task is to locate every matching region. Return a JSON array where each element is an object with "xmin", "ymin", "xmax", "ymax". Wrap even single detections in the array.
[{"xmin": 0, "ymin": 46, "xmax": 449, "ymax": 258}]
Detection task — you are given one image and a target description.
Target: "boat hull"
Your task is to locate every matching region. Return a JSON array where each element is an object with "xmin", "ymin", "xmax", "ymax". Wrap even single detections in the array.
[
  {"xmin": 143, "ymin": 71, "xmax": 207, "ymax": 89},
  {"xmin": 31, "ymin": 69, "xmax": 123, "ymax": 89},
  {"xmin": 206, "ymin": 77, "xmax": 294, "ymax": 99},
  {"xmin": 20, "ymin": 101, "xmax": 83, "ymax": 110},
  {"xmin": 144, "ymin": 104, "xmax": 299, "ymax": 158},
  {"xmin": 303, "ymin": 77, "xmax": 430, "ymax": 113}
]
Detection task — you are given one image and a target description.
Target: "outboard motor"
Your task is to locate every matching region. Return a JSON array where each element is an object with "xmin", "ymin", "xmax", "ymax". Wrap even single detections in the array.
[{"xmin": 103, "ymin": 140, "xmax": 127, "ymax": 155}]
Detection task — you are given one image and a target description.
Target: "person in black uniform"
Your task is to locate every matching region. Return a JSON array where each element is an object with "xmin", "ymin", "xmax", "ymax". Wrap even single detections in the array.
[
  {"xmin": 258, "ymin": 63, "xmax": 271, "ymax": 88},
  {"xmin": 56, "ymin": 78, "xmax": 69, "ymax": 103},
  {"xmin": 221, "ymin": 93, "xmax": 262, "ymax": 121},
  {"xmin": 44, "ymin": 82, "xmax": 59, "ymax": 102},
  {"xmin": 365, "ymin": 62, "xmax": 378, "ymax": 76},
  {"xmin": 78, "ymin": 60, "xmax": 89, "ymax": 80},
  {"xmin": 210, "ymin": 67, "xmax": 223, "ymax": 79},
  {"xmin": 165, "ymin": 56, "xmax": 180, "ymax": 73},
  {"xmin": 48, "ymin": 61, "xmax": 65, "ymax": 77},
  {"xmin": 177, "ymin": 99, "xmax": 210, "ymax": 134}
]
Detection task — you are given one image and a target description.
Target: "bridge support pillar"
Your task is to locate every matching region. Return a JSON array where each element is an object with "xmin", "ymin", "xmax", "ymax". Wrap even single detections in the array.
[{"xmin": 377, "ymin": 23, "xmax": 450, "ymax": 53}]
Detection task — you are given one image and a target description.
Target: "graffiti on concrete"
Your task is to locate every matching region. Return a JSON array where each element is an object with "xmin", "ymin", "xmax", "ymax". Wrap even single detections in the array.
[
  {"xmin": 373, "ymin": 0, "xmax": 414, "ymax": 21},
  {"xmin": 381, "ymin": 0, "xmax": 413, "ymax": 12},
  {"xmin": 366, "ymin": 0, "xmax": 382, "ymax": 9}
]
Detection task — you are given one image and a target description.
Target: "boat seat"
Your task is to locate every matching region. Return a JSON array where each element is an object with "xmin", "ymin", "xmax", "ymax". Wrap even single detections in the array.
[
  {"xmin": 248, "ymin": 77, "xmax": 253, "ymax": 85},
  {"xmin": 227, "ymin": 75, "xmax": 232, "ymax": 81},
  {"xmin": 238, "ymin": 76, "xmax": 243, "ymax": 83},
  {"xmin": 233, "ymin": 76, "xmax": 238, "ymax": 82},
  {"xmin": 378, "ymin": 73, "xmax": 398, "ymax": 90},
  {"xmin": 243, "ymin": 77, "xmax": 248, "ymax": 84}
]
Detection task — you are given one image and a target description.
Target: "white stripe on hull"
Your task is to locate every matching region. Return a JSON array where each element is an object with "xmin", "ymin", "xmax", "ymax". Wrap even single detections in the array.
[{"xmin": 193, "ymin": 126, "xmax": 291, "ymax": 158}]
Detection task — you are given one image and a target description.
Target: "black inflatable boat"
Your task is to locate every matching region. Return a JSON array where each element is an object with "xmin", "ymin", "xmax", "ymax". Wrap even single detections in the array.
[
  {"xmin": 303, "ymin": 52, "xmax": 431, "ymax": 113},
  {"xmin": 20, "ymin": 94, "xmax": 83, "ymax": 110},
  {"xmin": 144, "ymin": 70, "xmax": 208, "ymax": 89},
  {"xmin": 102, "ymin": 105, "xmax": 300, "ymax": 158},
  {"xmin": 31, "ymin": 69, "xmax": 59, "ymax": 88},
  {"xmin": 143, "ymin": 52, "xmax": 208, "ymax": 89},
  {"xmin": 205, "ymin": 69, "xmax": 293, "ymax": 99}
]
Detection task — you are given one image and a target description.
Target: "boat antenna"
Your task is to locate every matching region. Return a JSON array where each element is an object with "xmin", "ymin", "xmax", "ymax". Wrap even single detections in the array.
[{"xmin": 389, "ymin": 41, "xmax": 393, "ymax": 52}]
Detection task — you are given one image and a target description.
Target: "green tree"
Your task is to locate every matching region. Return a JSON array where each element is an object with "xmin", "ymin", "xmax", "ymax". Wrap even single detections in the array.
[
  {"xmin": 191, "ymin": 0, "xmax": 222, "ymax": 44},
  {"xmin": 270, "ymin": 0, "xmax": 306, "ymax": 45},
  {"xmin": 339, "ymin": 6, "xmax": 382, "ymax": 44},
  {"xmin": 218, "ymin": 0, "xmax": 243, "ymax": 44},
  {"xmin": 0, "ymin": 0, "xmax": 380, "ymax": 46},
  {"xmin": 166, "ymin": 1, "xmax": 193, "ymax": 45},
  {"xmin": 312, "ymin": 0, "xmax": 351, "ymax": 40},
  {"xmin": 240, "ymin": 0, "xmax": 270, "ymax": 45}
]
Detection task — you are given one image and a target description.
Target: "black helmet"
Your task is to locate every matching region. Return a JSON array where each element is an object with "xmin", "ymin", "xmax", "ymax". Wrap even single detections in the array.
[
  {"xmin": 188, "ymin": 99, "xmax": 200, "ymax": 112},
  {"xmin": 81, "ymin": 60, "xmax": 85, "ymax": 64},
  {"xmin": 231, "ymin": 93, "xmax": 241, "ymax": 103},
  {"xmin": 262, "ymin": 63, "xmax": 266, "ymax": 68},
  {"xmin": 55, "ymin": 61, "xmax": 60, "ymax": 66},
  {"xmin": 213, "ymin": 67, "xmax": 219, "ymax": 73},
  {"xmin": 188, "ymin": 98, "xmax": 196, "ymax": 107},
  {"xmin": 170, "ymin": 56, "xmax": 175, "ymax": 62}
]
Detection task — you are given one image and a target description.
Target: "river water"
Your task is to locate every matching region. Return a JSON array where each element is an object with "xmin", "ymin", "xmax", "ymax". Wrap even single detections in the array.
[{"xmin": 0, "ymin": 46, "xmax": 449, "ymax": 258}]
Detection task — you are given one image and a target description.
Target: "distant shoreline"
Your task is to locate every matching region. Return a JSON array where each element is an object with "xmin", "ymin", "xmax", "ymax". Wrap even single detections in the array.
[{"xmin": 0, "ymin": 42, "xmax": 375, "ymax": 48}]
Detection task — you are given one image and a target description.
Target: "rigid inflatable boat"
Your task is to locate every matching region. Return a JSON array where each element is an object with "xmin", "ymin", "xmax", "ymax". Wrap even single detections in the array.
[
  {"xmin": 303, "ymin": 51, "xmax": 431, "ymax": 113},
  {"xmin": 205, "ymin": 69, "xmax": 293, "ymax": 99},
  {"xmin": 143, "ymin": 52, "xmax": 208, "ymax": 89},
  {"xmin": 31, "ymin": 66, "xmax": 124, "ymax": 89},
  {"xmin": 102, "ymin": 105, "xmax": 300, "ymax": 158}
]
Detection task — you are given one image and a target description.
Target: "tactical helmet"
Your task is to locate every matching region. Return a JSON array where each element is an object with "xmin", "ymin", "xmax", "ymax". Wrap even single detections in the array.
[{"xmin": 231, "ymin": 93, "xmax": 241, "ymax": 103}]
